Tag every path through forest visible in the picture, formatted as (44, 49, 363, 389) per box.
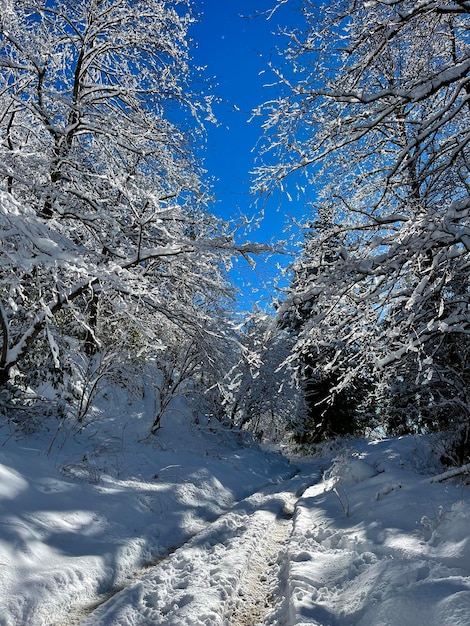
(76, 471, 318, 626)
(225, 492, 298, 625)
(7, 431, 470, 626)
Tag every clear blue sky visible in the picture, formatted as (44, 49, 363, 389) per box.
(191, 1, 304, 310)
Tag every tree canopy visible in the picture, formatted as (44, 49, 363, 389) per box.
(0, 0, 261, 426)
(254, 0, 470, 447)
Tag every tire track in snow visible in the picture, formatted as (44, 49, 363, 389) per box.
(224, 495, 297, 626)
(52, 484, 295, 626)
(73, 473, 318, 626)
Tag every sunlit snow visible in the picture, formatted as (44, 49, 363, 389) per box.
(1, 395, 470, 625)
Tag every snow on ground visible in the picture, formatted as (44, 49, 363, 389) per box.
(1, 391, 470, 626)
(0, 393, 296, 626)
(284, 437, 470, 626)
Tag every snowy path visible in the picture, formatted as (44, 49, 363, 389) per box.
(74, 438, 470, 626)
(77, 472, 317, 626)
(4, 416, 470, 626)
(225, 493, 297, 625)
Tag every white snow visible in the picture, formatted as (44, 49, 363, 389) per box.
(283, 438, 470, 626)
(1, 395, 470, 625)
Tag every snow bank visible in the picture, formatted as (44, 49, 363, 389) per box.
(285, 437, 470, 626)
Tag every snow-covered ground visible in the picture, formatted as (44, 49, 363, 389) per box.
(1, 393, 470, 625)
(283, 438, 470, 626)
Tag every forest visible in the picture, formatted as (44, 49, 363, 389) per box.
(1, 2, 470, 625)
(0, 0, 469, 460)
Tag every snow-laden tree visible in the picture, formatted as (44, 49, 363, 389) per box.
(255, 1, 470, 443)
(220, 311, 305, 442)
(0, 0, 259, 401)
(278, 208, 375, 443)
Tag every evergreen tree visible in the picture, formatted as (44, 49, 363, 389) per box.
(279, 206, 373, 443)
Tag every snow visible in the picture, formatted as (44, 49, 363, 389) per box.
(1, 395, 470, 625)
(284, 438, 470, 626)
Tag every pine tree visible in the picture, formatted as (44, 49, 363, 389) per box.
(279, 206, 373, 444)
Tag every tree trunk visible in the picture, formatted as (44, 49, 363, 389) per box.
(84, 288, 99, 356)
(0, 366, 11, 387)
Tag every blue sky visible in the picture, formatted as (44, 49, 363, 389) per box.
(191, 1, 304, 309)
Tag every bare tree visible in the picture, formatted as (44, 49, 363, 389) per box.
(220, 311, 305, 442)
